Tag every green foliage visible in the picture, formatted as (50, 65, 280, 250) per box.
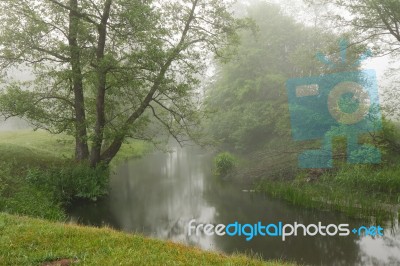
(256, 178, 393, 220)
(26, 163, 110, 203)
(348, 146, 381, 163)
(0, 162, 65, 221)
(0, 130, 152, 221)
(0, 0, 246, 165)
(376, 118, 400, 156)
(0, 159, 109, 220)
(214, 152, 237, 176)
(308, 0, 400, 56)
(205, 1, 361, 153)
(257, 159, 400, 220)
(256, 118, 400, 219)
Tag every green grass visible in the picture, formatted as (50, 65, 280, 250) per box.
(0, 159, 67, 221)
(0, 130, 152, 166)
(0, 130, 152, 220)
(0, 214, 290, 265)
(0, 131, 69, 171)
(111, 139, 152, 166)
(256, 164, 400, 221)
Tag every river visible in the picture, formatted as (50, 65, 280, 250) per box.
(68, 146, 400, 266)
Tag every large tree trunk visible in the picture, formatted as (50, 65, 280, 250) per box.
(89, 0, 113, 167)
(69, 0, 89, 161)
(100, 136, 124, 165)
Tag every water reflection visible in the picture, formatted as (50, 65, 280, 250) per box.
(69, 146, 400, 266)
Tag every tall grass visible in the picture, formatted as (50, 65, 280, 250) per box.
(333, 164, 400, 196)
(256, 163, 400, 220)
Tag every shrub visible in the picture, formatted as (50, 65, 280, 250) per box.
(26, 163, 110, 203)
(214, 152, 236, 176)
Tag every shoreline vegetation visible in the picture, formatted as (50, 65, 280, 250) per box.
(251, 138, 400, 221)
(213, 143, 400, 221)
(232, 153, 400, 221)
(0, 130, 290, 265)
(255, 175, 400, 222)
(2, 129, 398, 264)
(0, 130, 152, 221)
(0, 213, 286, 265)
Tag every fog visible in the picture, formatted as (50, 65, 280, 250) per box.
(0, 117, 30, 132)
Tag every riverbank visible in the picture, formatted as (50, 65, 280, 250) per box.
(0, 132, 290, 265)
(256, 164, 400, 221)
(0, 130, 152, 220)
(0, 213, 288, 265)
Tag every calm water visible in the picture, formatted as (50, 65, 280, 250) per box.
(68, 146, 400, 266)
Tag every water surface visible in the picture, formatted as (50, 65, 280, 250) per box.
(69, 146, 400, 266)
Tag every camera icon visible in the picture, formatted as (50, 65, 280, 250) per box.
(287, 68, 382, 168)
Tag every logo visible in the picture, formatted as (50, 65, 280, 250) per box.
(188, 220, 384, 241)
(286, 39, 382, 168)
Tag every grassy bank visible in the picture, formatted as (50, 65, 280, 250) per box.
(256, 164, 400, 220)
(0, 130, 152, 221)
(0, 213, 288, 266)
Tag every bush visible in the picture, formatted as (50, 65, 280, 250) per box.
(214, 152, 236, 176)
(26, 163, 110, 203)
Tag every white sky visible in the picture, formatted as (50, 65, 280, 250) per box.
(364, 56, 390, 80)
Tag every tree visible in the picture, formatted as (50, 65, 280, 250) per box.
(0, 0, 242, 167)
(307, 0, 400, 56)
(306, 0, 400, 154)
(205, 1, 352, 153)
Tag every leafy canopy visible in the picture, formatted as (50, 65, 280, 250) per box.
(0, 0, 245, 164)
(205, 2, 355, 153)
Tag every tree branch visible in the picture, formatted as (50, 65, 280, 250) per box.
(47, 0, 99, 25)
(100, 0, 200, 162)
